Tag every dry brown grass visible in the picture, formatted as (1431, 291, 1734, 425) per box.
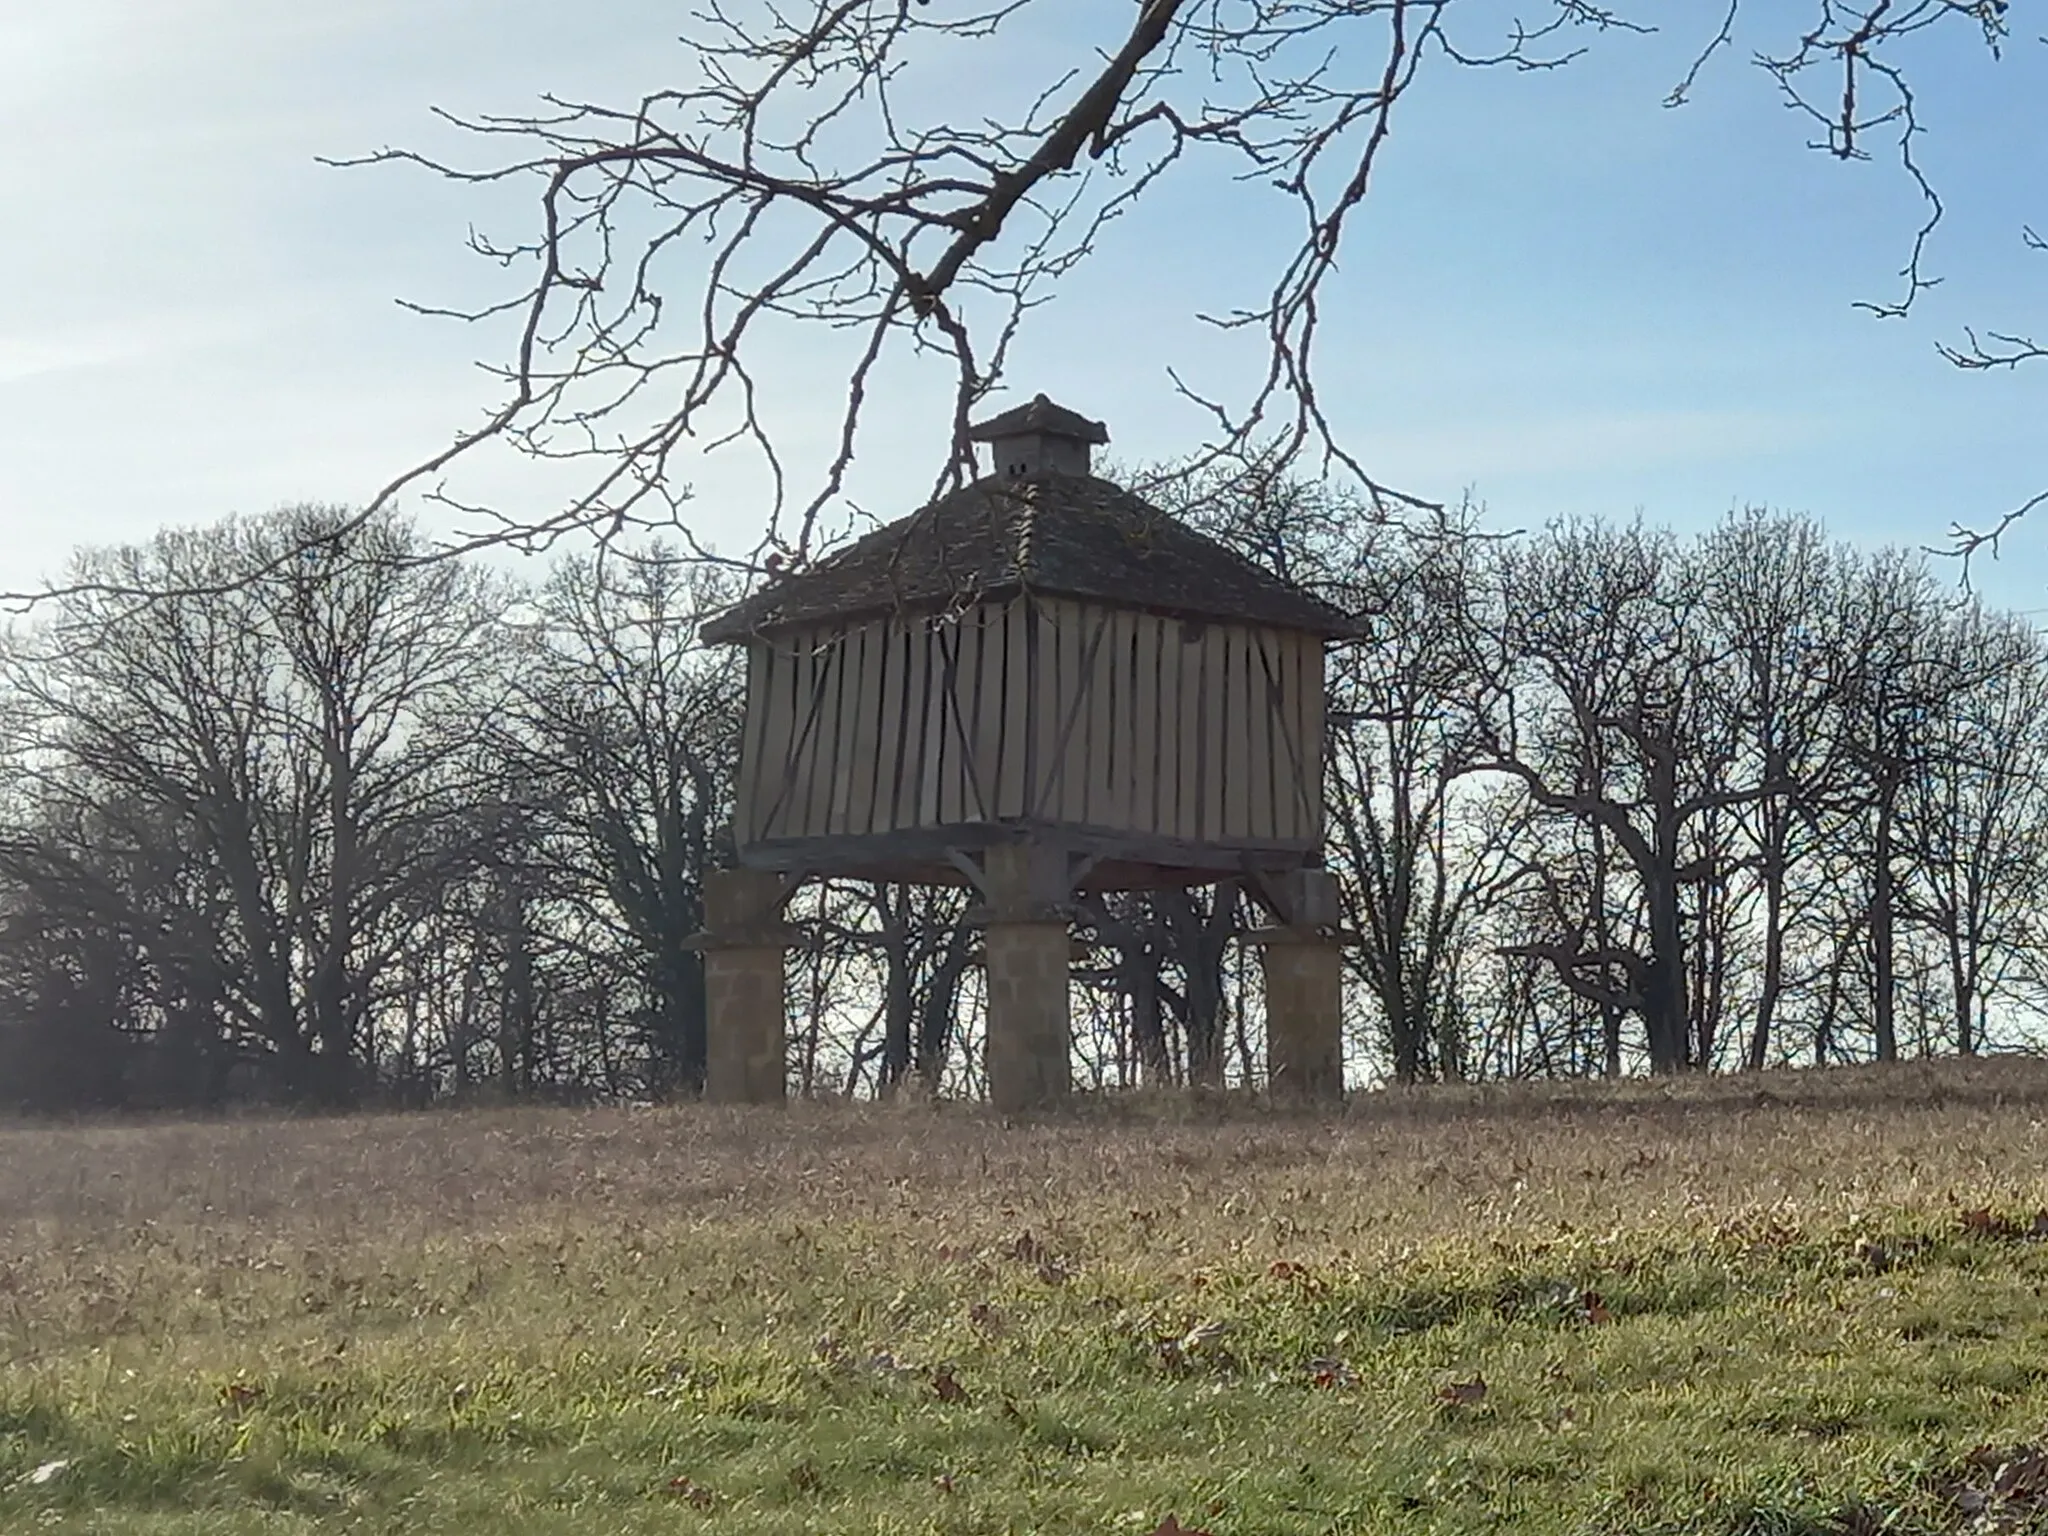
(8, 1055, 2048, 1534)
(7, 1054, 2048, 1319)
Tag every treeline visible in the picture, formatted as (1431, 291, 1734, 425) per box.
(2, 487, 2044, 1114)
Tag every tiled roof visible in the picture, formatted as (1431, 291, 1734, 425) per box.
(966, 393, 1109, 445)
(700, 472, 1361, 642)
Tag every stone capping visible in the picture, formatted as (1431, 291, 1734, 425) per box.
(681, 923, 797, 952)
(686, 867, 796, 952)
(964, 902, 1075, 927)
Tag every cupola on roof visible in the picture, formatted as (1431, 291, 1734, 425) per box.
(970, 393, 1109, 478)
(968, 393, 1110, 444)
(700, 395, 1361, 643)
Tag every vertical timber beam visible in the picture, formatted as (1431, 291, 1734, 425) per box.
(699, 869, 793, 1104)
(1251, 869, 1345, 1104)
(981, 843, 1072, 1112)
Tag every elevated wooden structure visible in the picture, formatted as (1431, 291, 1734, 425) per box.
(696, 394, 1358, 1108)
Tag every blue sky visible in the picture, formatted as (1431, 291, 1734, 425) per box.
(2, 3, 2043, 611)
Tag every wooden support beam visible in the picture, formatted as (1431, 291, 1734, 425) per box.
(736, 821, 1317, 890)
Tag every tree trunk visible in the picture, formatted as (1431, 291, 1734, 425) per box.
(1128, 949, 1171, 1085)
(1589, 828, 1623, 1078)
(1383, 972, 1422, 1085)
(879, 893, 913, 1088)
(1954, 942, 1976, 1056)
(1644, 872, 1690, 1074)
(1156, 884, 1237, 1088)
(916, 931, 974, 1087)
(1184, 965, 1226, 1087)
(649, 939, 708, 1095)
(1747, 851, 1786, 1070)
(1871, 784, 1899, 1062)
(499, 879, 535, 1099)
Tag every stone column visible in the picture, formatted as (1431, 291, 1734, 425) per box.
(1259, 930, 1344, 1102)
(1251, 869, 1345, 1104)
(981, 844, 1071, 1112)
(698, 869, 791, 1105)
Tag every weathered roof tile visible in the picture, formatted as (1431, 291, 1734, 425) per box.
(966, 393, 1109, 446)
(700, 471, 1360, 642)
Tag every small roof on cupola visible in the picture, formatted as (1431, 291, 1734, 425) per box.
(967, 393, 1110, 447)
(700, 394, 1362, 643)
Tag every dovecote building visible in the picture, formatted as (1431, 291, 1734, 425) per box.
(694, 395, 1356, 1109)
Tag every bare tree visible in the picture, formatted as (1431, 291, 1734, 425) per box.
(0, 801, 201, 1111)
(288, 2, 2010, 576)
(1322, 514, 1519, 1085)
(499, 546, 742, 1096)
(1898, 604, 2048, 1054)
(871, 882, 977, 1089)
(1942, 227, 2048, 555)
(1822, 549, 1971, 1062)
(1464, 521, 1761, 1073)
(0, 508, 506, 1106)
(1690, 510, 1854, 1069)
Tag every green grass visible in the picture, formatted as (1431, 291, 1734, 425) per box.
(8, 1061, 2048, 1532)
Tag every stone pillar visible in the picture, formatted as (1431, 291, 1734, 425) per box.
(981, 844, 1071, 1112)
(1251, 869, 1345, 1104)
(1259, 931, 1344, 1102)
(698, 869, 791, 1105)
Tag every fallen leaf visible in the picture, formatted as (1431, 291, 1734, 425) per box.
(1149, 1516, 1215, 1536)
(1960, 1207, 2026, 1240)
(1993, 1447, 2048, 1499)
(968, 1300, 1004, 1335)
(931, 1366, 969, 1404)
(218, 1381, 264, 1411)
(1944, 1441, 2048, 1523)
(665, 1475, 717, 1508)
(1854, 1239, 1896, 1273)
(1307, 1354, 1356, 1389)
(1438, 1374, 1488, 1406)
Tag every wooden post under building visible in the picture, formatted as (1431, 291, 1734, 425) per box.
(695, 394, 1362, 1106)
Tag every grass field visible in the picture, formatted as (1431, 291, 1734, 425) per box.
(9, 1061, 2048, 1533)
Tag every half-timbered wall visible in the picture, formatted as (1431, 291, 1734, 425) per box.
(735, 595, 1324, 850)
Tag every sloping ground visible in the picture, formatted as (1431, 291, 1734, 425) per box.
(5, 1058, 2048, 1533)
